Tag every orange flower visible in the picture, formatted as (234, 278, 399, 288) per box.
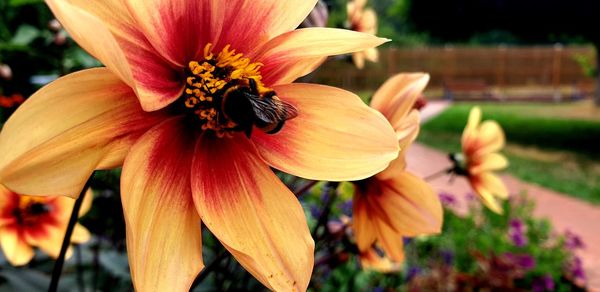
(0, 1, 399, 290)
(352, 74, 443, 268)
(347, 0, 379, 69)
(460, 107, 509, 213)
(0, 185, 91, 266)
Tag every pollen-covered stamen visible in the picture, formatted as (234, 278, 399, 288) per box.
(181, 43, 279, 138)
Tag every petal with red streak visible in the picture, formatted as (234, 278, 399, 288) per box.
(0, 68, 164, 198)
(192, 134, 313, 291)
(253, 83, 399, 181)
(48, 0, 184, 111)
(121, 117, 203, 292)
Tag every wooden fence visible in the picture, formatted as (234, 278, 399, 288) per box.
(308, 45, 597, 96)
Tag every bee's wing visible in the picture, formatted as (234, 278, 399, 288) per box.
(247, 96, 298, 123)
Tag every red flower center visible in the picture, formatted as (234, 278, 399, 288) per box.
(180, 44, 297, 138)
(12, 196, 53, 227)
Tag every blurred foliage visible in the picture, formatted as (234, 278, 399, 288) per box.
(310, 192, 586, 291)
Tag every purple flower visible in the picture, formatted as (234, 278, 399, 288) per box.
(565, 230, 585, 250)
(569, 257, 586, 282)
(438, 192, 457, 207)
(532, 275, 555, 292)
(440, 249, 454, 265)
(405, 266, 422, 281)
(337, 199, 353, 217)
(508, 218, 528, 247)
(504, 253, 536, 270)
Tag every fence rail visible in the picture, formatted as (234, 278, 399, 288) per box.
(309, 45, 597, 95)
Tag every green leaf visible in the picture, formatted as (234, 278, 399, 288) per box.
(11, 25, 40, 46)
(8, 0, 44, 7)
(0, 268, 50, 292)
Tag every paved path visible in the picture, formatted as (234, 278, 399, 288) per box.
(406, 102, 600, 290)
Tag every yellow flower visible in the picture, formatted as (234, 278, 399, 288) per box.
(0, 185, 91, 266)
(359, 248, 400, 273)
(460, 106, 509, 214)
(352, 74, 443, 269)
(0, 0, 399, 290)
(347, 0, 379, 69)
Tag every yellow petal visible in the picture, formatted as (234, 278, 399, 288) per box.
(360, 9, 378, 34)
(359, 249, 400, 273)
(479, 172, 509, 199)
(71, 224, 91, 244)
(256, 28, 389, 84)
(192, 134, 314, 291)
(461, 106, 482, 149)
(473, 121, 506, 156)
(252, 83, 399, 181)
(470, 175, 504, 214)
(0, 68, 163, 198)
(34, 226, 68, 259)
(370, 73, 429, 127)
(121, 117, 203, 292)
(46, 0, 133, 86)
(470, 153, 508, 174)
(353, 52, 366, 69)
(0, 229, 34, 266)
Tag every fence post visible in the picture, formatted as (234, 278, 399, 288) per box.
(552, 43, 564, 102)
(496, 45, 507, 100)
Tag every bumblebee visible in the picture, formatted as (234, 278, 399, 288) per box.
(221, 78, 298, 138)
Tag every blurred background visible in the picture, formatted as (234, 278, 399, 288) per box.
(0, 0, 598, 291)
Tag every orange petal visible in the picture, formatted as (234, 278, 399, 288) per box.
(352, 191, 377, 251)
(253, 83, 399, 181)
(0, 229, 34, 266)
(192, 134, 314, 291)
(46, 0, 132, 86)
(370, 73, 429, 127)
(369, 172, 443, 236)
(256, 28, 389, 85)
(121, 117, 203, 292)
(0, 68, 164, 198)
(48, 0, 185, 111)
(374, 218, 405, 263)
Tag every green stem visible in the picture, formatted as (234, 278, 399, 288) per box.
(48, 173, 94, 292)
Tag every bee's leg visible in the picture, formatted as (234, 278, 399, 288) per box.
(266, 121, 285, 134)
(244, 124, 253, 138)
(248, 78, 259, 94)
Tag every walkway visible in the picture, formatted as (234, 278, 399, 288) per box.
(408, 100, 600, 290)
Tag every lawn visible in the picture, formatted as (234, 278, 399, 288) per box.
(418, 101, 600, 204)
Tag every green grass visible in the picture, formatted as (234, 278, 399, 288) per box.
(418, 102, 600, 204)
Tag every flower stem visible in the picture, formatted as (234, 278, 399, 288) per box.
(293, 180, 318, 197)
(48, 173, 94, 292)
(424, 168, 453, 181)
(311, 182, 339, 240)
(190, 249, 228, 289)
